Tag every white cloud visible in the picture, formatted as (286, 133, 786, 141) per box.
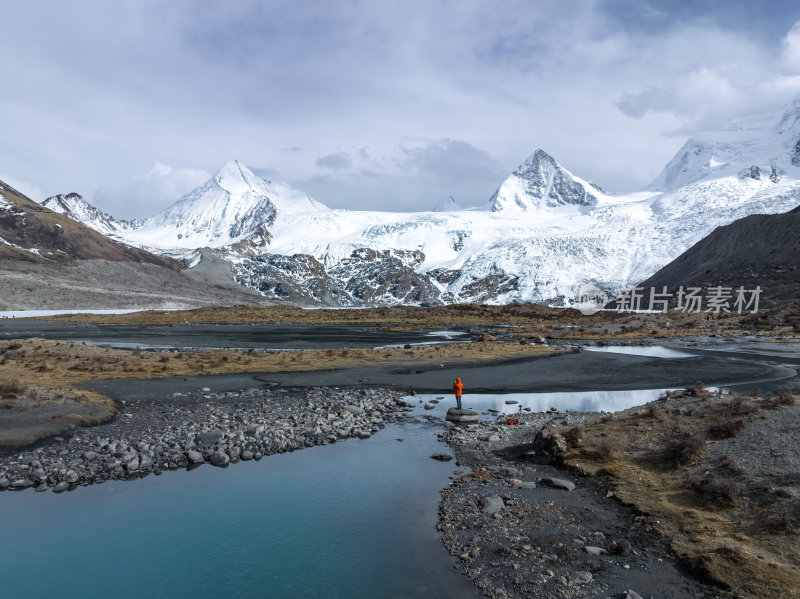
(1, 3, 800, 210)
(0, 175, 44, 203)
(92, 163, 210, 219)
(782, 20, 800, 71)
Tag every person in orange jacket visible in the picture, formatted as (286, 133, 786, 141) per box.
(453, 377, 464, 410)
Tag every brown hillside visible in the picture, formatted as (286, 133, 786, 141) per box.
(0, 180, 180, 269)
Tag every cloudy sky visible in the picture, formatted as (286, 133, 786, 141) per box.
(3, 0, 800, 218)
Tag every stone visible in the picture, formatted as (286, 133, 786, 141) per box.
(539, 477, 575, 491)
(533, 424, 567, 458)
(11, 478, 34, 488)
(63, 470, 80, 483)
(35, 483, 49, 492)
(209, 452, 230, 467)
(195, 430, 224, 446)
(445, 407, 479, 423)
(125, 456, 140, 471)
(584, 546, 608, 556)
(0, 478, 9, 489)
(358, 431, 371, 439)
(423, 403, 435, 410)
(241, 450, 254, 461)
(343, 405, 365, 416)
(53, 481, 69, 493)
(568, 571, 593, 586)
(516, 481, 537, 489)
(430, 454, 453, 462)
(625, 591, 644, 599)
(481, 494, 504, 514)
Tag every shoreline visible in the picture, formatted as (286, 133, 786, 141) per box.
(0, 384, 408, 493)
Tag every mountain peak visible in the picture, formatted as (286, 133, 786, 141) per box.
(487, 148, 597, 213)
(213, 160, 266, 196)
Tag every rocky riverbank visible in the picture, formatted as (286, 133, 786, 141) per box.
(437, 412, 729, 599)
(0, 385, 407, 493)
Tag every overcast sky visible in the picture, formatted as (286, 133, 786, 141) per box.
(3, 0, 800, 218)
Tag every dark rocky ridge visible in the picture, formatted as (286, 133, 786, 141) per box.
(636, 205, 800, 308)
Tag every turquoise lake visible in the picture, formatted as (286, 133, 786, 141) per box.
(0, 420, 480, 599)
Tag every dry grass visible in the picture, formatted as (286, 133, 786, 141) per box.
(0, 338, 564, 389)
(564, 389, 800, 598)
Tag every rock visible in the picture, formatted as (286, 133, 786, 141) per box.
(195, 430, 224, 446)
(0, 478, 9, 489)
(241, 450, 254, 460)
(533, 424, 567, 458)
(201, 387, 211, 392)
(125, 456, 140, 471)
(477, 334, 496, 342)
(11, 478, 34, 488)
(539, 477, 575, 491)
(430, 454, 453, 462)
(504, 400, 519, 404)
(445, 407, 479, 423)
(186, 450, 204, 464)
(343, 405, 365, 416)
(358, 431, 371, 439)
(209, 452, 230, 467)
(625, 591, 644, 599)
(423, 403, 435, 410)
(516, 481, 537, 489)
(35, 483, 49, 492)
(584, 545, 608, 556)
(53, 481, 69, 493)
(63, 470, 80, 483)
(568, 571, 593, 586)
(481, 494, 505, 514)
(488, 434, 500, 442)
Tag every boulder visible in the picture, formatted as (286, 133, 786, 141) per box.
(568, 571, 593, 586)
(533, 424, 567, 458)
(209, 452, 230, 467)
(195, 430, 224, 446)
(480, 494, 504, 514)
(539, 477, 575, 491)
(430, 453, 453, 462)
(63, 470, 80, 483)
(445, 408, 479, 423)
(186, 450, 204, 464)
(11, 478, 34, 488)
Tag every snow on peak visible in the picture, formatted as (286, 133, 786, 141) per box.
(652, 96, 800, 191)
(213, 160, 271, 197)
(432, 196, 463, 212)
(41, 193, 128, 236)
(487, 148, 597, 213)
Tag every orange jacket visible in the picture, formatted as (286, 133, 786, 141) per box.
(453, 378, 463, 397)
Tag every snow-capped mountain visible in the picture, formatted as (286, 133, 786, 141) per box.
(42, 192, 140, 237)
(45, 98, 800, 307)
(486, 149, 597, 214)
